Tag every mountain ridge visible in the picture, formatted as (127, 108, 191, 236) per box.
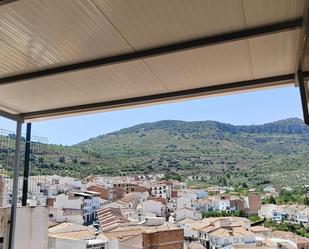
(77, 117, 308, 146)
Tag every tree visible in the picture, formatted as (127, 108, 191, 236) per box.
(59, 156, 65, 163)
(38, 157, 44, 164)
(268, 195, 276, 204)
(241, 182, 248, 188)
(219, 176, 227, 186)
(304, 196, 309, 206)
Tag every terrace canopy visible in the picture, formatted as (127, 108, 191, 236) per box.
(0, 0, 308, 123)
(0, 1, 309, 249)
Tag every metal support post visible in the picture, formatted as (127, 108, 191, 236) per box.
(298, 71, 309, 125)
(8, 121, 22, 249)
(22, 123, 31, 206)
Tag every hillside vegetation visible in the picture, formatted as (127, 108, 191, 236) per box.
(1, 118, 308, 189)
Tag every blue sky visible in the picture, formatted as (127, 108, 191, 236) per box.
(0, 86, 303, 145)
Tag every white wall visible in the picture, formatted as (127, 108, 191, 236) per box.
(15, 207, 49, 249)
(176, 197, 192, 209)
(48, 237, 85, 249)
(54, 194, 82, 210)
(49, 207, 83, 224)
(258, 204, 278, 219)
(174, 208, 201, 222)
(142, 200, 164, 216)
(0, 207, 49, 249)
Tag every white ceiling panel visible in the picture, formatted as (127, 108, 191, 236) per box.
(0, 40, 37, 77)
(0, 0, 133, 77)
(249, 30, 300, 79)
(62, 60, 168, 102)
(243, 0, 305, 27)
(0, 59, 168, 113)
(0, 76, 91, 113)
(144, 40, 253, 91)
(94, 0, 246, 50)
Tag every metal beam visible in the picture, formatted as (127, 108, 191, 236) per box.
(0, 0, 18, 6)
(294, 2, 309, 125)
(22, 123, 31, 206)
(297, 71, 309, 125)
(0, 109, 23, 122)
(0, 18, 303, 86)
(8, 121, 22, 249)
(21, 74, 295, 121)
(303, 71, 309, 78)
(297, 0, 309, 71)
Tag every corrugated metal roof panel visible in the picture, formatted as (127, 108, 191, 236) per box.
(302, 35, 309, 71)
(0, 60, 168, 113)
(0, 76, 90, 113)
(0, 31, 301, 116)
(243, 0, 305, 27)
(0, 0, 133, 77)
(144, 40, 253, 91)
(0, 40, 36, 77)
(63, 60, 168, 102)
(94, 0, 246, 49)
(249, 30, 300, 78)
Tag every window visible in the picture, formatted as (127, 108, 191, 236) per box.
(0, 237, 4, 249)
(49, 214, 53, 218)
(86, 243, 105, 249)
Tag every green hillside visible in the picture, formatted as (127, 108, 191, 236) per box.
(1, 118, 308, 189)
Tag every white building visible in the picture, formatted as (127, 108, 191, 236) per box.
(148, 183, 169, 199)
(142, 200, 165, 216)
(166, 199, 177, 212)
(176, 196, 193, 209)
(199, 197, 230, 212)
(174, 207, 202, 222)
(53, 191, 102, 224)
(196, 217, 255, 249)
(49, 207, 84, 224)
(207, 227, 256, 249)
(258, 204, 278, 220)
(48, 222, 111, 249)
(176, 218, 199, 239)
(282, 205, 309, 224)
